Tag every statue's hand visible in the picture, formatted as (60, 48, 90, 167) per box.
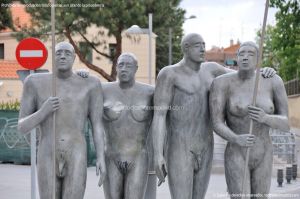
(234, 134, 256, 147)
(96, 158, 106, 187)
(41, 97, 59, 116)
(248, 105, 267, 123)
(154, 154, 167, 186)
(76, 69, 89, 78)
(260, 67, 276, 78)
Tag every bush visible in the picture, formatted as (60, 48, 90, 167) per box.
(0, 100, 20, 111)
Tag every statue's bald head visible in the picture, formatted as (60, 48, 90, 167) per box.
(55, 42, 75, 54)
(181, 33, 204, 53)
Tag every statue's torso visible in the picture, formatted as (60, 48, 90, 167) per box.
(225, 74, 275, 167)
(167, 65, 214, 153)
(30, 73, 96, 152)
(103, 82, 154, 162)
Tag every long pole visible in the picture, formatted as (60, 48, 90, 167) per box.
(168, 28, 172, 65)
(241, 0, 269, 197)
(51, 1, 56, 199)
(148, 13, 153, 85)
(30, 70, 36, 199)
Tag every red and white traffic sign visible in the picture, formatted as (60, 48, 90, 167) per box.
(15, 37, 48, 70)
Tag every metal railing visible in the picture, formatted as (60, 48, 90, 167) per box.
(284, 78, 300, 96)
(212, 129, 298, 166)
(270, 129, 297, 165)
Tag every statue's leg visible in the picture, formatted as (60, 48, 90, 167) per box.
(62, 148, 87, 199)
(167, 146, 194, 199)
(103, 156, 124, 199)
(192, 144, 213, 199)
(224, 145, 251, 199)
(37, 155, 60, 199)
(250, 148, 272, 199)
(124, 151, 148, 199)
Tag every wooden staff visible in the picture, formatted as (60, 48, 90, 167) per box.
(51, 0, 56, 198)
(241, 0, 270, 198)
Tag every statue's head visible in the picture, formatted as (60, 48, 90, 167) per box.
(237, 41, 259, 71)
(181, 33, 205, 63)
(116, 53, 138, 83)
(55, 42, 75, 72)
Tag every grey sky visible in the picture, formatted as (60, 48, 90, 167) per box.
(180, 0, 277, 49)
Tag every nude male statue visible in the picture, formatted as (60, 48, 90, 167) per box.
(102, 53, 155, 199)
(210, 41, 289, 198)
(152, 33, 275, 199)
(18, 42, 106, 199)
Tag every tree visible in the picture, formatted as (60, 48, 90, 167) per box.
(0, 0, 14, 31)
(269, 0, 300, 81)
(16, 0, 185, 81)
(144, 1, 185, 73)
(256, 25, 280, 71)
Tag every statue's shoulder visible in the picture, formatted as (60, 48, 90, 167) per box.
(201, 61, 224, 73)
(24, 73, 51, 85)
(135, 82, 155, 95)
(83, 74, 99, 82)
(157, 65, 178, 81)
(102, 81, 118, 91)
(81, 74, 101, 86)
(213, 71, 237, 86)
(270, 74, 284, 86)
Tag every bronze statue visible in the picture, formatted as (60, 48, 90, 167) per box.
(210, 41, 289, 198)
(18, 42, 106, 199)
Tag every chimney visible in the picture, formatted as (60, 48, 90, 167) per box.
(230, 39, 234, 46)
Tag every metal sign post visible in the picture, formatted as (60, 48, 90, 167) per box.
(30, 71, 36, 199)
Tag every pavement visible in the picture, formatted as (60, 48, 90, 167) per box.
(0, 164, 299, 199)
(1, 128, 300, 199)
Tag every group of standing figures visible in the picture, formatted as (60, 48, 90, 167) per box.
(18, 33, 289, 199)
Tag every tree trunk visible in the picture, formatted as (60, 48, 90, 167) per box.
(111, 33, 122, 80)
(65, 26, 114, 82)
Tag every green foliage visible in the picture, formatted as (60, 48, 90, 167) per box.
(0, 0, 14, 31)
(256, 25, 280, 70)
(14, 0, 185, 79)
(0, 100, 20, 111)
(144, 1, 185, 73)
(266, 0, 300, 81)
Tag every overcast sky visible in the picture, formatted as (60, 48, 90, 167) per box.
(180, 0, 278, 49)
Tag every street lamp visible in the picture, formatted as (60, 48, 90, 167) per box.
(125, 13, 153, 85)
(168, 15, 196, 65)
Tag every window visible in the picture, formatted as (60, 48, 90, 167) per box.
(0, 44, 4, 59)
(79, 42, 92, 63)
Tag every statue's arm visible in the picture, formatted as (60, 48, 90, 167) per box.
(88, 79, 106, 186)
(249, 75, 289, 131)
(206, 62, 276, 78)
(151, 68, 173, 183)
(204, 62, 230, 78)
(18, 77, 58, 134)
(210, 78, 238, 143)
(152, 68, 173, 157)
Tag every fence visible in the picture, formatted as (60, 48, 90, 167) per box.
(213, 129, 297, 167)
(285, 78, 300, 96)
(0, 111, 96, 166)
(270, 128, 297, 165)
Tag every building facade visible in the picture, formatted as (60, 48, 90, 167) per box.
(0, 2, 156, 102)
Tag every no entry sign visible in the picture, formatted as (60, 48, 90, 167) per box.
(16, 37, 48, 70)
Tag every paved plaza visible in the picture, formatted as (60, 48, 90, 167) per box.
(0, 128, 299, 199)
(0, 164, 299, 199)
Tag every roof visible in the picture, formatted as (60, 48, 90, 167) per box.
(224, 43, 240, 53)
(0, 60, 23, 79)
(1, 1, 32, 33)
